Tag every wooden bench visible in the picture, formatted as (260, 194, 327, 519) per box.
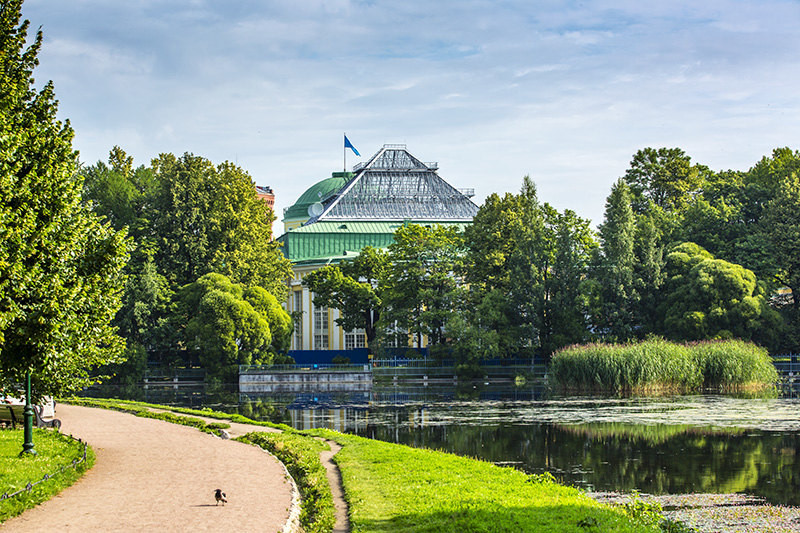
(0, 403, 61, 429)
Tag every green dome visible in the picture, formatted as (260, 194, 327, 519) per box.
(284, 172, 352, 220)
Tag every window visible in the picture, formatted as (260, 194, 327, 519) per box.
(293, 291, 303, 349)
(313, 304, 329, 350)
(384, 321, 407, 348)
(345, 328, 366, 349)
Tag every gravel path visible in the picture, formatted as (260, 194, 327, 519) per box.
(1, 404, 294, 532)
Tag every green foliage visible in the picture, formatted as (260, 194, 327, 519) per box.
(244, 285, 293, 353)
(527, 472, 558, 484)
(66, 397, 291, 431)
(631, 210, 666, 334)
(239, 431, 334, 533)
(80, 146, 293, 373)
(147, 153, 291, 295)
(592, 179, 638, 341)
(620, 493, 663, 529)
(0, 2, 130, 398)
(464, 177, 596, 359)
(550, 339, 777, 393)
(762, 173, 800, 340)
(99, 342, 148, 387)
(116, 255, 174, 352)
(381, 224, 465, 349)
(463, 186, 541, 357)
(81, 146, 156, 232)
(0, 429, 95, 523)
(692, 339, 778, 389)
(175, 273, 292, 380)
(304, 246, 388, 349)
(623, 148, 710, 215)
(305, 428, 657, 532)
(660, 243, 780, 344)
(538, 203, 597, 355)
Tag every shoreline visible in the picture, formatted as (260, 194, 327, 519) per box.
(590, 491, 800, 532)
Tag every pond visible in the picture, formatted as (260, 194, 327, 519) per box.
(95, 382, 800, 506)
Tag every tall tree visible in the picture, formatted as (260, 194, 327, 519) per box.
(533, 204, 597, 356)
(303, 247, 388, 351)
(631, 209, 666, 334)
(623, 147, 709, 215)
(81, 146, 156, 236)
(465, 177, 595, 359)
(761, 174, 800, 348)
(463, 178, 543, 357)
(381, 224, 464, 350)
(148, 153, 291, 298)
(591, 179, 637, 341)
(0, 2, 129, 397)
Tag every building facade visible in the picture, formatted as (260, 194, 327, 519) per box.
(278, 145, 478, 357)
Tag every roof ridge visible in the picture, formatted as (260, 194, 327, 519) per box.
(313, 145, 478, 222)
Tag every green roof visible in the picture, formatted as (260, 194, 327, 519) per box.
(278, 221, 471, 264)
(283, 172, 352, 220)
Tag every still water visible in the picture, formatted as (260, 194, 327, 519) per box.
(103, 383, 800, 505)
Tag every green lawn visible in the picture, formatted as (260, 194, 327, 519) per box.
(0, 428, 94, 523)
(306, 429, 663, 533)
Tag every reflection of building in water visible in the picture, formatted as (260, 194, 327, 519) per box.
(290, 407, 370, 433)
(409, 407, 427, 427)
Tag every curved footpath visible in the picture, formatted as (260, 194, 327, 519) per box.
(2, 404, 294, 532)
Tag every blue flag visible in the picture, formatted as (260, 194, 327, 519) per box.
(344, 135, 360, 157)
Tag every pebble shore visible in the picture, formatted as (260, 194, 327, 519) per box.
(591, 492, 800, 532)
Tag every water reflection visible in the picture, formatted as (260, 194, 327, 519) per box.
(250, 386, 800, 506)
(90, 382, 800, 506)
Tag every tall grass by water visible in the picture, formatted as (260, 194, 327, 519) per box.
(550, 339, 778, 393)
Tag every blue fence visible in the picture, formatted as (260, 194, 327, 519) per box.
(287, 349, 370, 365)
(772, 354, 800, 377)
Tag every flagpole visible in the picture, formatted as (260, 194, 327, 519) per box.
(343, 132, 347, 173)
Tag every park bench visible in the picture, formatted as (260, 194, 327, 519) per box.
(0, 402, 61, 430)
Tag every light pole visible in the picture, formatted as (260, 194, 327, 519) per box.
(20, 371, 36, 456)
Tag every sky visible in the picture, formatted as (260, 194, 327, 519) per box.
(20, 0, 800, 230)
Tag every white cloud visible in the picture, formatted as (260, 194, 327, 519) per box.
(20, 0, 800, 228)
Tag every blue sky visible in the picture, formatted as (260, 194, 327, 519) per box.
(21, 0, 800, 229)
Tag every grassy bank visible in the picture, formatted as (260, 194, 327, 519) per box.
(239, 431, 335, 533)
(305, 428, 668, 533)
(550, 339, 777, 393)
(0, 429, 95, 523)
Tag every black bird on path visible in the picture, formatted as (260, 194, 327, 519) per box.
(215, 489, 227, 505)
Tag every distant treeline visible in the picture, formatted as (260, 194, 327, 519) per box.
(83, 146, 800, 380)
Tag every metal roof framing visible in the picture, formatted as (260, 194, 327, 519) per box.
(314, 145, 478, 222)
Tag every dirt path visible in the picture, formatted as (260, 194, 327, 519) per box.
(319, 440, 349, 533)
(170, 410, 351, 532)
(1, 404, 294, 532)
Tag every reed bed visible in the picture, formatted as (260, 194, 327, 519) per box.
(550, 339, 777, 393)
